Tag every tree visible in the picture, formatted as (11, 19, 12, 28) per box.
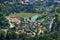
(0, 4, 10, 16)
(0, 12, 9, 28)
(0, 31, 5, 40)
(55, 7, 59, 14)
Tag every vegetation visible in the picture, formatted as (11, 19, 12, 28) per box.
(0, 1, 60, 40)
(55, 7, 59, 14)
(0, 30, 60, 40)
(0, 12, 9, 28)
(8, 12, 41, 17)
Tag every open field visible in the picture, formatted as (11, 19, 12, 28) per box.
(9, 12, 41, 18)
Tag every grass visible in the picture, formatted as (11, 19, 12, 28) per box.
(9, 12, 41, 18)
(58, 16, 60, 21)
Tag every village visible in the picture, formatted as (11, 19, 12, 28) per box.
(2, 15, 53, 37)
(0, 0, 60, 40)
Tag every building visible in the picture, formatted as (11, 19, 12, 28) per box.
(30, 0, 38, 2)
(47, 0, 54, 6)
(4, 0, 21, 3)
(54, 0, 60, 6)
(22, 0, 29, 3)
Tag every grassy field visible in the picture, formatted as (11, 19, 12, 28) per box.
(9, 12, 41, 18)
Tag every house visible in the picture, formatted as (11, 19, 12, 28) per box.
(6, 17, 20, 28)
(8, 17, 20, 24)
(18, 29, 24, 34)
(27, 32, 36, 37)
(40, 27, 46, 34)
(38, 27, 46, 35)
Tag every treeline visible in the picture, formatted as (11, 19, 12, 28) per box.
(0, 1, 55, 14)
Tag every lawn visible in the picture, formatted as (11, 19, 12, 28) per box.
(9, 12, 41, 18)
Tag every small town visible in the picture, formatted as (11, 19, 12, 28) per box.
(0, 0, 60, 40)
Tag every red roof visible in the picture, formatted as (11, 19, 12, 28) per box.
(41, 27, 46, 32)
(10, 18, 19, 22)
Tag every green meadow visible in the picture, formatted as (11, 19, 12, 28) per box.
(9, 12, 41, 18)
